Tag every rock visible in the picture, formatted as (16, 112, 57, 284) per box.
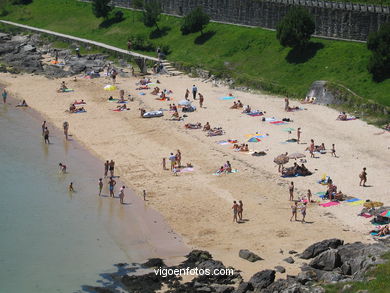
(283, 257, 295, 264)
(318, 270, 344, 283)
(274, 266, 286, 273)
(234, 282, 253, 293)
(309, 249, 341, 271)
(239, 249, 263, 262)
(211, 284, 235, 293)
(121, 273, 163, 292)
(142, 258, 166, 268)
(341, 284, 353, 292)
(289, 250, 298, 254)
(43, 65, 70, 78)
(70, 62, 87, 74)
(297, 270, 318, 284)
(20, 44, 36, 53)
(248, 270, 275, 290)
(183, 250, 213, 267)
(300, 239, 344, 259)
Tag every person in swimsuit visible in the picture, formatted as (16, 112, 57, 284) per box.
(69, 182, 74, 192)
(284, 98, 289, 111)
(232, 201, 238, 223)
(43, 127, 50, 144)
(119, 186, 125, 204)
(238, 200, 243, 221)
(309, 139, 315, 158)
(331, 144, 336, 157)
(307, 189, 312, 203)
(176, 150, 182, 168)
(41, 121, 46, 136)
(143, 190, 147, 201)
(98, 178, 103, 196)
(104, 160, 109, 177)
(109, 177, 116, 197)
(63, 121, 69, 140)
(199, 93, 204, 108)
(2, 89, 7, 104)
(289, 182, 294, 201)
(297, 128, 302, 144)
(109, 160, 115, 177)
(59, 163, 67, 173)
(290, 201, 298, 221)
(185, 89, 190, 100)
(301, 202, 307, 223)
(359, 167, 367, 187)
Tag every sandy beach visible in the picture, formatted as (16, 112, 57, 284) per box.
(1, 70, 389, 279)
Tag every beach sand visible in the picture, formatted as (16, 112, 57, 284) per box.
(1, 71, 389, 279)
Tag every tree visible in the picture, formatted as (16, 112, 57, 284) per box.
(367, 22, 390, 81)
(180, 7, 210, 35)
(92, 0, 112, 19)
(276, 7, 315, 48)
(141, 0, 161, 31)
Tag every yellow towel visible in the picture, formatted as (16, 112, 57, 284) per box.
(347, 200, 365, 206)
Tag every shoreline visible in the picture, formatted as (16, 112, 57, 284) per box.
(1, 69, 389, 279)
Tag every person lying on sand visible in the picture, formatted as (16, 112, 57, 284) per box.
(207, 128, 224, 136)
(74, 99, 86, 105)
(314, 143, 326, 152)
(334, 191, 345, 201)
(185, 123, 202, 129)
(244, 105, 251, 113)
(239, 144, 249, 152)
(16, 99, 28, 107)
(203, 122, 211, 131)
(301, 96, 316, 104)
(377, 225, 390, 237)
(337, 112, 348, 121)
(139, 108, 146, 117)
(116, 104, 128, 111)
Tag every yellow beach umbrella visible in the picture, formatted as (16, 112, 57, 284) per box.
(104, 85, 117, 91)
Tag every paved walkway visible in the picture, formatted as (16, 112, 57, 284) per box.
(0, 20, 160, 62)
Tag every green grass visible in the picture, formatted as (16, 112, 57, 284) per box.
(1, 0, 389, 112)
(323, 252, 390, 293)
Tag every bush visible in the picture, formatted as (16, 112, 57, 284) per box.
(129, 34, 155, 52)
(11, 0, 32, 4)
(91, 0, 112, 19)
(141, 0, 161, 30)
(367, 22, 390, 81)
(276, 7, 315, 48)
(114, 10, 123, 21)
(181, 7, 210, 35)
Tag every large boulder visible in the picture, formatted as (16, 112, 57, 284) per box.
(248, 270, 275, 290)
(300, 239, 344, 259)
(142, 258, 166, 268)
(239, 249, 263, 262)
(234, 282, 252, 293)
(309, 249, 341, 271)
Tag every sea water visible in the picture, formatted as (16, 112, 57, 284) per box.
(0, 104, 185, 292)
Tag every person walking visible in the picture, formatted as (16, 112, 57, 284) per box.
(289, 181, 294, 201)
(290, 201, 298, 221)
(331, 144, 337, 157)
(309, 139, 315, 158)
(238, 200, 243, 221)
(41, 121, 47, 136)
(98, 178, 103, 196)
(43, 127, 50, 144)
(232, 201, 238, 223)
(119, 186, 125, 204)
(359, 167, 367, 187)
(199, 93, 204, 108)
(63, 121, 69, 140)
(185, 89, 190, 100)
(297, 128, 301, 144)
(192, 85, 197, 100)
(2, 88, 7, 104)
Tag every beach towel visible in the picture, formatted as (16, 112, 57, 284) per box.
(62, 89, 74, 92)
(217, 140, 229, 145)
(320, 201, 340, 207)
(245, 134, 268, 138)
(360, 213, 373, 218)
(346, 198, 360, 203)
(347, 200, 365, 206)
(245, 111, 263, 117)
(72, 109, 86, 114)
(213, 169, 238, 176)
(264, 117, 277, 122)
(315, 192, 327, 199)
(270, 121, 286, 125)
(219, 96, 235, 100)
(112, 109, 130, 112)
(179, 167, 194, 173)
(139, 92, 146, 95)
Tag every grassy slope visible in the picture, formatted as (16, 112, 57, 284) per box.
(1, 0, 389, 107)
(324, 252, 390, 293)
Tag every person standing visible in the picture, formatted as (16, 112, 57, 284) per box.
(111, 69, 118, 84)
(63, 121, 69, 140)
(75, 47, 81, 58)
(297, 128, 301, 144)
(289, 182, 294, 201)
(143, 190, 147, 201)
(41, 121, 47, 136)
(109, 160, 115, 177)
(284, 98, 289, 111)
(307, 189, 312, 203)
(127, 39, 132, 51)
(238, 200, 243, 221)
(290, 201, 297, 221)
(309, 139, 315, 158)
(359, 167, 367, 187)
(185, 89, 190, 100)
(2, 88, 7, 104)
(176, 150, 182, 168)
(98, 178, 103, 196)
(104, 160, 109, 177)
(301, 202, 307, 223)
(43, 127, 50, 144)
(109, 177, 116, 197)
(69, 182, 74, 192)
(199, 93, 204, 108)
(331, 144, 337, 157)
(192, 85, 197, 100)
(119, 186, 125, 204)
(169, 153, 176, 171)
(232, 201, 238, 223)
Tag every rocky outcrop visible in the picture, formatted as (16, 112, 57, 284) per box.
(299, 238, 344, 259)
(238, 249, 263, 262)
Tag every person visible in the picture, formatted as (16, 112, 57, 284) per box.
(59, 163, 67, 173)
(307, 189, 312, 203)
(290, 201, 298, 221)
(54, 49, 58, 62)
(127, 39, 132, 50)
(16, 100, 28, 107)
(75, 47, 81, 58)
(2, 88, 8, 104)
(104, 160, 109, 177)
(237, 100, 243, 108)
(230, 101, 238, 109)
(69, 182, 74, 192)
(244, 105, 251, 113)
(176, 150, 182, 168)
(238, 200, 243, 221)
(331, 144, 337, 157)
(309, 139, 315, 158)
(143, 190, 146, 201)
(185, 89, 190, 100)
(169, 153, 176, 171)
(232, 201, 238, 223)
(63, 121, 69, 140)
(43, 127, 50, 144)
(289, 182, 294, 201)
(192, 85, 197, 100)
(284, 98, 289, 111)
(131, 67, 135, 77)
(199, 93, 204, 108)
(225, 161, 232, 173)
(98, 178, 103, 196)
(359, 167, 367, 187)
(119, 186, 125, 204)
(109, 177, 116, 197)
(41, 121, 46, 136)
(377, 225, 390, 237)
(109, 160, 115, 177)
(111, 69, 118, 84)
(301, 202, 307, 223)
(162, 157, 167, 170)
(172, 166, 179, 176)
(203, 122, 210, 131)
(297, 128, 301, 144)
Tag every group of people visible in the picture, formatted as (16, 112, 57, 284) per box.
(233, 143, 249, 152)
(230, 100, 243, 109)
(232, 200, 244, 223)
(162, 150, 183, 175)
(282, 162, 311, 177)
(216, 161, 233, 174)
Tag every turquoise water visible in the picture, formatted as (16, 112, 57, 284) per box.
(0, 103, 186, 292)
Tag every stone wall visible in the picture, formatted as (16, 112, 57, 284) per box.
(108, 0, 390, 41)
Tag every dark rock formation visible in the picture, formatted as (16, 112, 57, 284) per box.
(300, 239, 344, 259)
(142, 258, 166, 268)
(238, 249, 263, 262)
(309, 249, 341, 271)
(248, 270, 275, 290)
(283, 257, 295, 264)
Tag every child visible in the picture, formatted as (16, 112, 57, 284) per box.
(59, 163, 67, 173)
(98, 178, 103, 196)
(162, 157, 167, 170)
(331, 144, 336, 157)
(143, 190, 146, 201)
(172, 166, 178, 176)
(69, 182, 74, 192)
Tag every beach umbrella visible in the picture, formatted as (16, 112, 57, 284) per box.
(380, 210, 390, 218)
(273, 154, 289, 165)
(288, 153, 306, 159)
(248, 137, 262, 142)
(178, 100, 191, 106)
(104, 85, 117, 91)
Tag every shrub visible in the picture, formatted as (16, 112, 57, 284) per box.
(129, 34, 155, 52)
(276, 7, 315, 48)
(114, 10, 123, 21)
(367, 22, 390, 81)
(11, 0, 32, 4)
(91, 0, 112, 19)
(181, 7, 210, 35)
